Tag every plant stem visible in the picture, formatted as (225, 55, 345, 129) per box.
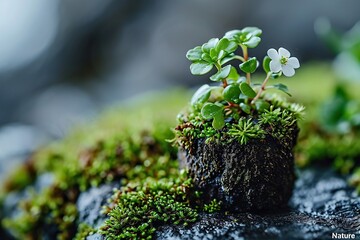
(241, 45, 248, 61)
(252, 72, 271, 104)
(241, 45, 251, 84)
(222, 79, 228, 88)
(234, 55, 245, 62)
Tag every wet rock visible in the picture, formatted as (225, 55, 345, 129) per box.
(76, 182, 120, 229)
(179, 126, 298, 212)
(155, 168, 360, 240)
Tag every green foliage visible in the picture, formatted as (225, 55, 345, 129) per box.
(240, 82, 256, 98)
(223, 84, 241, 103)
(228, 118, 266, 145)
(224, 27, 262, 48)
(1, 91, 199, 240)
(239, 57, 258, 74)
(191, 84, 211, 106)
(262, 56, 271, 73)
(210, 65, 232, 81)
(99, 172, 197, 239)
(319, 85, 360, 134)
(74, 223, 95, 240)
(272, 83, 292, 96)
(186, 27, 300, 130)
(201, 103, 225, 130)
(187, 37, 238, 76)
(254, 99, 270, 112)
(203, 199, 222, 213)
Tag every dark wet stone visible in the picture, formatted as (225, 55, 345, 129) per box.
(155, 168, 360, 240)
(76, 182, 120, 229)
(179, 125, 298, 212)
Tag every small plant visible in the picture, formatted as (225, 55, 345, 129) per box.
(176, 27, 303, 212)
(187, 27, 300, 130)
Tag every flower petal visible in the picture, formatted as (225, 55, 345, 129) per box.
(279, 47, 290, 58)
(267, 48, 279, 60)
(270, 60, 281, 72)
(282, 64, 295, 77)
(287, 57, 300, 68)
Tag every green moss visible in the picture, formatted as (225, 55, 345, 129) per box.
(175, 95, 303, 148)
(73, 223, 95, 240)
(99, 172, 197, 239)
(1, 90, 191, 240)
(203, 199, 222, 213)
(2, 161, 37, 193)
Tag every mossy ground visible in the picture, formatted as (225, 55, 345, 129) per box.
(1, 63, 360, 239)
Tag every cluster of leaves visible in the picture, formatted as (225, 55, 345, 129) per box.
(319, 85, 360, 134)
(99, 171, 197, 239)
(187, 27, 291, 130)
(315, 18, 360, 82)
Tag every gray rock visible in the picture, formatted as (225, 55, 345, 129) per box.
(155, 168, 360, 240)
(76, 182, 120, 229)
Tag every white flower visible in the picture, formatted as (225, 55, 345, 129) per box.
(267, 47, 300, 77)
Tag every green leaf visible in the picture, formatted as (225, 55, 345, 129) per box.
(217, 50, 226, 60)
(240, 82, 256, 98)
(191, 84, 211, 106)
(224, 29, 242, 40)
(201, 53, 212, 63)
(240, 103, 251, 114)
(227, 66, 240, 80)
(186, 46, 202, 61)
(216, 38, 230, 52)
(273, 83, 292, 96)
(201, 103, 223, 119)
(271, 71, 282, 79)
(220, 54, 237, 65)
(242, 27, 262, 37)
(190, 61, 213, 75)
(225, 41, 238, 53)
(212, 112, 225, 130)
(202, 38, 219, 53)
(210, 48, 218, 60)
(223, 84, 241, 103)
(254, 99, 270, 112)
(216, 38, 238, 54)
(210, 65, 231, 81)
(242, 36, 261, 48)
(262, 56, 271, 73)
(239, 57, 258, 73)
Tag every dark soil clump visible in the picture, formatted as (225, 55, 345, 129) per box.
(179, 126, 299, 212)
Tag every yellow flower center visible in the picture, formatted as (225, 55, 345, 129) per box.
(280, 56, 288, 65)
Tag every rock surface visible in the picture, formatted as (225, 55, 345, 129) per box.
(155, 168, 360, 240)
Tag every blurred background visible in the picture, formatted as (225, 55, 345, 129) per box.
(0, 0, 360, 178)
